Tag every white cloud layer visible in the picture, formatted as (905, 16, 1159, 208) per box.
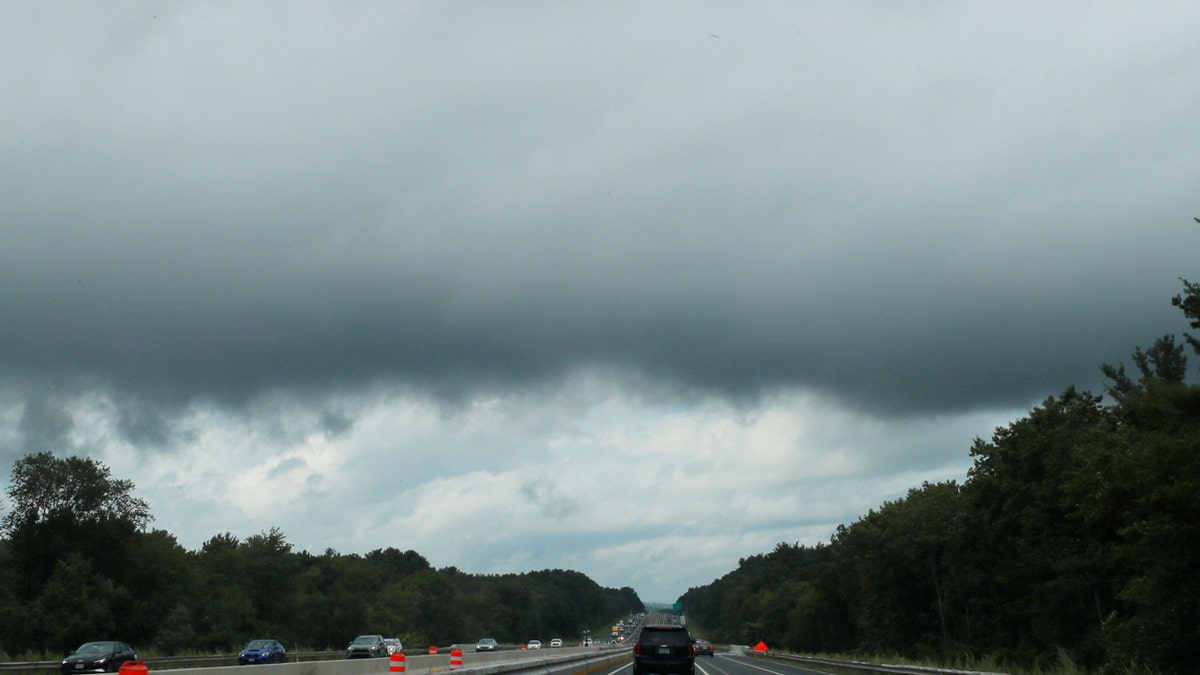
(15, 379, 1019, 600)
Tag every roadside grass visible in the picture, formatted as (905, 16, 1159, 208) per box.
(792, 647, 1158, 675)
(0, 651, 50, 663)
(0, 647, 239, 665)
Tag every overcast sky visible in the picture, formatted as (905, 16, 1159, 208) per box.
(3, 2, 1200, 605)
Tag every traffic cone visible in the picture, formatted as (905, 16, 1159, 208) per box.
(118, 663, 148, 675)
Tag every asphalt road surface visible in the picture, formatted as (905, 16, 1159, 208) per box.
(613, 653, 835, 675)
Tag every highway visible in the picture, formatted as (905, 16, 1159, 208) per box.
(609, 653, 834, 675)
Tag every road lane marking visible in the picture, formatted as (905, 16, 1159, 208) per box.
(721, 657, 796, 675)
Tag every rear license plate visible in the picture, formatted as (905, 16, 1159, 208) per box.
(658, 647, 671, 655)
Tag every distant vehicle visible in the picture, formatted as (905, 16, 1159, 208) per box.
(527, 640, 542, 649)
(346, 635, 388, 659)
(693, 640, 714, 657)
(61, 642, 138, 675)
(238, 639, 286, 665)
(633, 625, 694, 675)
(550, 638, 563, 648)
(475, 638, 498, 652)
(384, 639, 403, 655)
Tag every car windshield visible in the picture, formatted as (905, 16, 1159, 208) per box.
(352, 637, 377, 645)
(77, 643, 114, 654)
(246, 640, 271, 649)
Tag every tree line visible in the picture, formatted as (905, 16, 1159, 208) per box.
(680, 278, 1200, 673)
(0, 454, 643, 658)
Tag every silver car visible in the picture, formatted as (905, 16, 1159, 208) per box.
(346, 635, 387, 659)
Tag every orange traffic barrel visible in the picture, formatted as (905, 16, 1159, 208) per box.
(449, 649, 463, 671)
(389, 652, 406, 674)
(428, 646, 438, 655)
(118, 662, 148, 675)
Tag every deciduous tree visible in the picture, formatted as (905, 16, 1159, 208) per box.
(1, 452, 151, 602)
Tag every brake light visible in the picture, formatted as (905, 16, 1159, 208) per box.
(687, 644, 694, 656)
(633, 643, 641, 655)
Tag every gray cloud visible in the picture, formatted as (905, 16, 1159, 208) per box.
(116, 397, 171, 448)
(18, 393, 74, 454)
(521, 478, 581, 520)
(3, 2, 1200, 599)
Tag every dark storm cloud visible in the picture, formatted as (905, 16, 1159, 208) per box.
(3, 1, 1200, 445)
(3, 196, 1189, 421)
(116, 397, 172, 447)
(18, 393, 73, 453)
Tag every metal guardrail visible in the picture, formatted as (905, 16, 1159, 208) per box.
(5, 649, 1003, 675)
(2, 647, 628, 675)
(1, 652, 356, 675)
(756, 651, 1007, 675)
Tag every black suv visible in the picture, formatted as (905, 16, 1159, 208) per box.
(633, 625, 695, 675)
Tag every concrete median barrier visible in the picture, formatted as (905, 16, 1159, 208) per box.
(152, 647, 629, 675)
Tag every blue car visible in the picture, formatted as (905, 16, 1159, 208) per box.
(238, 639, 286, 665)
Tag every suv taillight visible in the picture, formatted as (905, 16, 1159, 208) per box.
(687, 643, 694, 656)
(633, 643, 641, 655)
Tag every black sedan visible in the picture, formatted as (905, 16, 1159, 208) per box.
(61, 642, 138, 675)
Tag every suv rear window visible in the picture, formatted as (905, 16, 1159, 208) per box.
(639, 627, 691, 645)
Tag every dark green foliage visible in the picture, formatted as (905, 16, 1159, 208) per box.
(831, 481, 972, 655)
(961, 388, 1111, 666)
(35, 554, 126, 653)
(683, 275, 1200, 674)
(0, 459, 643, 657)
(154, 605, 197, 655)
(2, 452, 152, 604)
(1065, 376, 1200, 671)
(681, 543, 851, 653)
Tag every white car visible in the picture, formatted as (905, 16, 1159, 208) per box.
(527, 640, 541, 649)
(550, 639, 562, 648)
